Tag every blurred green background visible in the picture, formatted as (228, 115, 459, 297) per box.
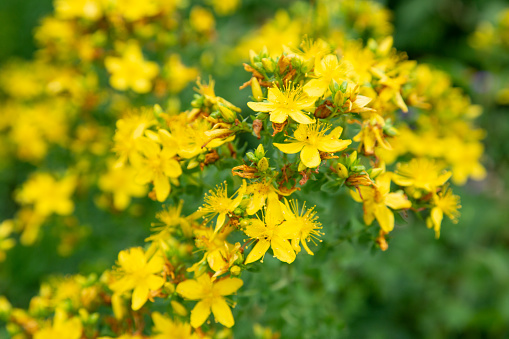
(1, 0, 508, 338)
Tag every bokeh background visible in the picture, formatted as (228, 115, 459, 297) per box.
(1, 0, 508, 338)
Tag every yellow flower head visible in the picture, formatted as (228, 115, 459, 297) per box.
(176, 274, 243, 328)
(273, 122, 351, 168)
(243, 192, 299, 264)
(98, 162, 147, 210)
(152, 312, 199, 339)
(199, 181, 246, 233)
(280, 199, 323, 255)
(110, 247, 165, 311)
(34, 308, 82, 339)
(247, 84, 316, 124)
(351, 173, 411, 233)
(131, 130, 182, 202)
(303, 54, 350, 98)
(392, 158, 451, 192)
(105, 41, 159, 93)
(113, 109, 156, 165)
(16, 173, 76, 217)
(427, 188, 461, 238)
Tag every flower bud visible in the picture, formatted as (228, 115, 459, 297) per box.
(257, 157, 269, 171)
(254, 144, 265, 159)
(230, 265, 241, 275)
(261, 58, 275, 72)
(218, 104, 236, 122)
(336, 163, 349, 178)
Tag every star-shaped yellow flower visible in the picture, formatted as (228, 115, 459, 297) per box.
(351, 173, 411, 233)
(247, 85, 316, 124)
(244, 193, 299, 264)
(273, 122, 351, 168)
(176, 274, 243, 328)
(110, 247, 165, 311)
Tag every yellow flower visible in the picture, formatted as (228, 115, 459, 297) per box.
(245, 180, 289, 215)
(110, 247, 165, 311)
(353, 112, 392, 155)
(109, 0, 160, 21)
(189, 226, 237, 275)
(427, 188, 461, 238)
(392, 158, 451, 192)
(244, 193, 299, 264)
(0, 220, 16, 262)
(34, 308, 82, 339)
(279, 199, 323, 255)
(164, 54, 199, 94)
(98, 162, 147, 210)
(152, 312, 199, 339)
(199, 181, 246, 233)
(351, 173, 411, 233)
(54, 0, 104, 20)
(189, 6, 216, 33)
(176, 274, 243, 328)
(16, 173, 76, 217)
(273, 122, 351, 168)
(303, 54, 350, 97)
(113, 109, 156, 165)
(247, 85, 316, 124)
(132, 130, 182, 202)
(105, 41, 159, 93)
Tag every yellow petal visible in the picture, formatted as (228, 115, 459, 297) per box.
(374, 204, 395, 233)
(246, 193, 266, 215)
(214, 277, 243, 296)
(269, 108, 288, 123)
(163, 159, 182, 178)
(146, 275, 165, 290)
(154, 173, 170, 202)
(300, 145, 321, 168)
(190, 301, 211, 328)
(247, 101, 273, 112)
(276, 221, 300, 239)
(243, 219, 266, 238)
(289, 111, 315, 124)
(176, 279, 205, 300)
(214, 213, 227, 233)
(271, 236, 296, 263)
(385, 192, 411, 210)
(245, 239, 270, 264)
(266, 192, 284, 227)
(211, 297, 234, 328)
(317, 138, 351, 153)
(207, 249, 227, 272)
(273, 141, 305, 154)
(303, 79, 327, 97)
(131, 285, 149, 311)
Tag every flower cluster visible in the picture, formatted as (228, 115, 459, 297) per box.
(0, 0, 485, 338)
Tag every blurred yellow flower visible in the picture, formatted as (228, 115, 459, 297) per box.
(105, 41, 159, 93)
(110, 247, 165, 310)
(176, 274, 243, 328)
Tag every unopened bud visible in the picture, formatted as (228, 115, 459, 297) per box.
(230, 265, 241, 275)
(257, 157, 269, 171)
(370, 168, 384, 179)
(334, 90, 345, 106)
(254, 144, 265, 159)
(218, 104, 236, 122)
(261, 58, 275, 73)
(336, 163, 349, 178)
(348, 151, 358, 165)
